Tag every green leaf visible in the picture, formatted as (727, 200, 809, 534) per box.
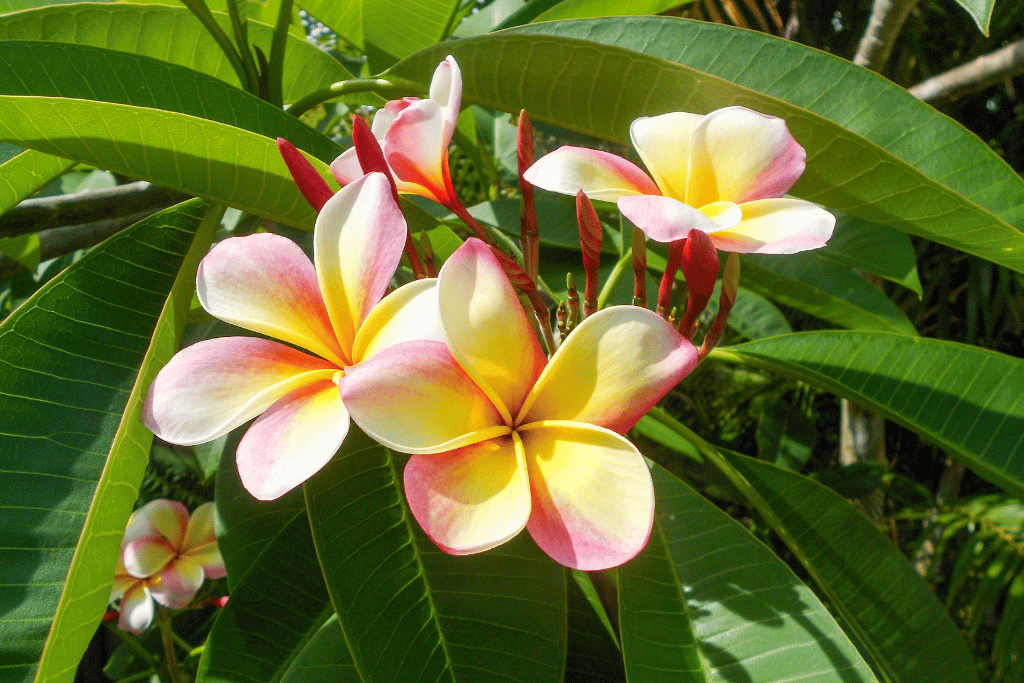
(643, 411, 979, 683)
(755, 399, 815, 469)
(0, 149, 76, 215)
(303, 431, 567, 683)
(386, 23, 1024, 273)
(0, 199, 216, 683)
(0, 41, 340, 163)
(565, 572, 626, 683)
(0, 96, 319, 229)
(466, 196, 616, 252)
(741, 253, 918, 335)
(951, 0, 995, 35)
(301, 0, 459, 69)
(0, 3, 351, 103)
(197, 450, 340, 683)
(712, 332, 1024, 497)
(279, 616, 361, 683)
(820, 213, 922, 296)
(624, 464, 879, 682)
(533, 0, 693, 22)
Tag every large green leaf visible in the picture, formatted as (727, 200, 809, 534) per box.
(741, 253, 918, 335)
(0, 3, 350, 103)
(819, 213, 921, 296)
(618, 464, 878, 682)
(532, 0, 692, 22)
(301, 0, 458, 68)
(508, 18, 1024, 227)
(0, 41, 340, 163)
(0, 96, 319, 229)
(303, 431, 567, 683)
(279, 616, 360, 683)
(383, 28, 1024, 273)
(952, 0, 995, 34)
(711, 332, 1024, 496)
(641, 411, 978, 683)
(0, 199, 215, 683)
(198, 452, 340, 683)
(565, 572, 625, 683)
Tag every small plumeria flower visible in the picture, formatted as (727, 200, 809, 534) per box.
(525, 106, 835, 253)
(342, 239, 699, 570)
(111, 500, 224, 633)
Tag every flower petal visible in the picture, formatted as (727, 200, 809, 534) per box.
(524, 146, 660, 202)
(184, 540, 226, 580)
(520, 306, 697, 433)
(351, 278, 445, 363)
(236, 378, 350, 501)
(521, 421, 654, 570)
(314, 172, 408, 353)
(384, 99, 452, 204)
(134, 500, 189, 550)
(709, 198, 836, 254)
(341, 340, 509, 454)
(181, 502, 222, 579)
(152, 561, 204, 608)
(404, 434, 530, 555)
(629, 111, 705, 202)
(143, 337, 337, 446)
(617, 194, 725, 244)
(691, 106, 806, 205)
(438, 238, 546, 421)
(196, 233, 346, 366)
(430, 56, 462, 145)
(123, 536, 176, 578)
(330, 147, 364, 187)
(118, 583, 154, 634)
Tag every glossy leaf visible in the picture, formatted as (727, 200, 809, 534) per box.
(951, 0, 995, 34)
(198, 451, 339, 683)
(0, 199, 216, 683)
(303, 433, 567, 683)
(821, 213, 922, 295)
(742, 253, 918, 335)
(533, 0, 692, 22)
(0, 96, 320, 229)
(0, 41, 341, 163)
(384, 26, 1024, 273)
(465, 196, 617, 252)
(0, 3, 351, 103)
(565, 571, 625, 683)
(279, 616, 360, 683)
(0, 149, 76, 267)
(621, 464, 879, 683)
(712, 332, 1024, 496)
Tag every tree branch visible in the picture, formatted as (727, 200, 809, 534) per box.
(0, 210, 158, 279)
(910, 38, 1024, 105)
(0, 181, 187, 239)
(853, 0, 920, 72)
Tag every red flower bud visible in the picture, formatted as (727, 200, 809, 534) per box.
(277, 138, 334, 212)
(352, 116, 400, 206)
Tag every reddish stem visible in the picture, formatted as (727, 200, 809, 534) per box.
(657, 239, 684, 318)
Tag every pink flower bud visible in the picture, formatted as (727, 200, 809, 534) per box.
(352, 116, 400, 205)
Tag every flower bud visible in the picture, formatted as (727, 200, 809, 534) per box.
(277, 138, 333, 211)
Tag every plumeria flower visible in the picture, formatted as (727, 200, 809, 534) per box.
(143, 173, 443, 500)
(342, 239, 699, 570)
(111, 500, 224, 633)
(332, 56, 462, 210)
(524, 106, 835, 253)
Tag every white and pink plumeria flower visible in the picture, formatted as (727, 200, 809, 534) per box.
(143, 173, 444, 500)
(111, 500, 224, 633)
(524, 106, 835, 253)
(332, 56, 462, 209)
(341, 238, 699, 570)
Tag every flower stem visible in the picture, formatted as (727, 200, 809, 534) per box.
(287, 78, 411, 118)
(105, 622, 168, 683)
(596, 248, 632, 311)
(156, 607, 187, 683)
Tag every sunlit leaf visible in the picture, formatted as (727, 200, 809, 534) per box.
(384, 27, 1024, 273)
(303, 433, 567, 683)
(712, 332, 1024, 496)
(533, 0, 693, 22)
(0, 199, 217, 683)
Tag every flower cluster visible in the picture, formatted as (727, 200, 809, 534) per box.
(111, 500, 225, 633)
(142, 56, 833, 572)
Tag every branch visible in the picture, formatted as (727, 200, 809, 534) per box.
(0, 182, 187, 238)
(910, 38, 1024, 104)
(0, 210, 158, 279)
(853, 0, 920, 72)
